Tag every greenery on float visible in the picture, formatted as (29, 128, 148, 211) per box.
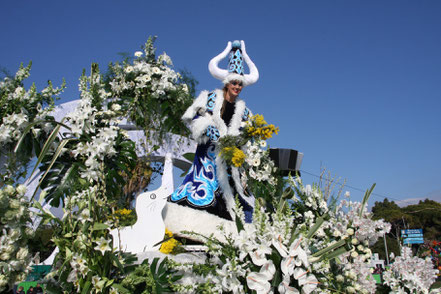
(0, 37, 195, 293)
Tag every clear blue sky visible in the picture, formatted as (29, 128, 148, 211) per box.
(2, 0, 440, 207)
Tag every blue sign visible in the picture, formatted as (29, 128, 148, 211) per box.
(401, 229, 423, 235)
(403, 238, 424, 244)
(401, 229, 424, 244)
(405, 233, 423, 238)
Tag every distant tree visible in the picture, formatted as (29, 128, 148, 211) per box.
(371, 198, 441, 261)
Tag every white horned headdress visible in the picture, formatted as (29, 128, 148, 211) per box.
(208, 40, 259, 86)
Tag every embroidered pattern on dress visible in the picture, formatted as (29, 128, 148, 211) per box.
(170, 143, 218, 207)
(206, 92, 216, 113)
(242, 107, 250, 121)
(206, 125, 220, 141)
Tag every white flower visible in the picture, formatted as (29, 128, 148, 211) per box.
(259, 140, 267, 148)
(293, 268, 318, 294)
(111, 104, 121, 111)
(346, 228, 354, 235)
(15, 185, 26, 196)
(278, 275, 300, 294)
(336, 274, 344, 282)
(134, 51, 143, 57)
(152, 67, 161, 75)
(125, 66, 134, 73)
(94, 237, 112, 255)
(247, 272, 271, 293)
(16, 248, 29, 260)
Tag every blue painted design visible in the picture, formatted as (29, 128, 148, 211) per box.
(228, 49, 244, 75)
(206, 125, 220, 141)
(206, 92, 216, 113)
(171, 143, 219, 207)
(242, 107, 250, 121)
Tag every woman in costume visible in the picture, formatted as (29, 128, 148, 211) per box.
(169, 40, 259, 223)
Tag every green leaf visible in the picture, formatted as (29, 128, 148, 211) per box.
(306, 215, 326, 239)
(324, 246, 350, 260)
(312, 239, 346, 258)
(235, 213, 244, 233)
(359, 183, 376, 217)
(93, 223, 110, 231)
(32, 138, 74, 200)
(81, 281, 91, 294)
(182, 152, 195, 163)
(150, 257, 159, 273)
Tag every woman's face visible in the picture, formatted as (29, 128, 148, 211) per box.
(226, 80, 243, 98)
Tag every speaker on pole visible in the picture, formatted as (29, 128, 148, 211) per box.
(269, 148, 303, 177)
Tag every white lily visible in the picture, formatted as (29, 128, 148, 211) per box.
(247, 272, 272, 294)
(288, 237, 309, 267)
(271, 234, 288, 257)
(293, 268, 319, 294)
(247, 260, 275, 294)
(278, 275, 300, 294)
(250, 243, 272, 266)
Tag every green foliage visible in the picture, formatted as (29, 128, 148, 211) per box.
(117, 258, 182, 294)
(372, 198, 441, 254)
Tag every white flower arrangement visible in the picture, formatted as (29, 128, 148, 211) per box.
(244, 140, 277, 186)
(168, 178, 396, 293)
(383, 246, 440, 293)
(0, 62, 64, 183)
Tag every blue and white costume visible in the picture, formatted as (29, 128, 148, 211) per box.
(170, 40, 259, 222)
(170, 89, 254, 221)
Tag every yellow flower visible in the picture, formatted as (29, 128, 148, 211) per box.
(232, 148, 245, 167)
(165, 228, 173, 238)
(253, 114, 267, 126)
(160, 238, 180, 254)
(116, 208, 132, 216)
(160, 228, 181, 254)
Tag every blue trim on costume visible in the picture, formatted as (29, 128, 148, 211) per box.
(170, 143, 219, 207)
(206, 92, 216, 113)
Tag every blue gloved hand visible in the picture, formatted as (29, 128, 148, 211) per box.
(206, 125, 220, 142)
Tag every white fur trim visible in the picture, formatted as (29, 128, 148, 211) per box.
(164, 202, 238, 243)
(231, 167, 255, 207)
(182, 90, 209, 122)
(211, 89, 228, 137)
(208, 42, 231, 82)
(215, 154, 236, 219)
(189, 114, 211, 144)
(222, 74, 246, 86)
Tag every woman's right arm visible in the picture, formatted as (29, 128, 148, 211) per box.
(182, 90, 217, 144)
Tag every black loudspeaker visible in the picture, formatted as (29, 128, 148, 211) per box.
(269, 148, 304, 177)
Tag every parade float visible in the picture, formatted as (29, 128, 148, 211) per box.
(1, 38, 439, 293)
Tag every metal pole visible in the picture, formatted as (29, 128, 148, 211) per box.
(384, 232, 390, 266)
